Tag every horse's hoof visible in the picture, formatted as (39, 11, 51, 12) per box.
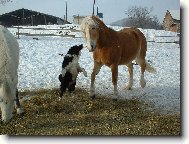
(140, 81, 146, 88)
(112, 95, 118, 101)
(59, 97, 62, 101)
(17, 108, 25, 115)
(18, 112, 25, 117)
(2, 117, 12, 123)
(17, 108, 25, 117)
(126, 85, 132, 90)
(91, 95, 96, 99)
(126, 87, 132, 90)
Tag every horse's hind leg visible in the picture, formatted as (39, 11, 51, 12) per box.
(0, 98, 14, 123)
(126, 63, 133, 90)
(0, 83, 14, 123)
(136, 58, 146, 88)
(111, 64, 118, 100)
(140, 65, 146, 88)
(15, 89, 24, 115)
(90, 62, 102, 99)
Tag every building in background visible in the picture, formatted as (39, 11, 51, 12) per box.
(0, 8, 65, 27)
(73, 15, 86, 25)
(163, 10, 180, 33)
(73, 7, 103, 25)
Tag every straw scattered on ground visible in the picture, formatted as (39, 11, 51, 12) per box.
(0, 88, 180, 135)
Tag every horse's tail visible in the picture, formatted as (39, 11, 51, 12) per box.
(145, 61, 156, 73)
(133, 28, 156, 74)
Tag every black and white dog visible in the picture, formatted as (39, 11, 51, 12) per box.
(58, 44, 87, 99)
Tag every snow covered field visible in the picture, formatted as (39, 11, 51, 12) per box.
(8, 25, 180, 114)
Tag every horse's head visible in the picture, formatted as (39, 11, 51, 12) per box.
(80, 16, 99, 52)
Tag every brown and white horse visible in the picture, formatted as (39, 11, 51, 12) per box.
(80, 16, 156, 99)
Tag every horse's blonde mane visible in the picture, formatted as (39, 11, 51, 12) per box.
(80, 16, 99, 32)
(80, 16, 112, 48)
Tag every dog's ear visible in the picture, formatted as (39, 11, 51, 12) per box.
(78, 44, 83, 51)
(58, 74, 63, 82)
(78, 44, 83, 49)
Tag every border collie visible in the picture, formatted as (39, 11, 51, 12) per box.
(58, 44, 87, 99)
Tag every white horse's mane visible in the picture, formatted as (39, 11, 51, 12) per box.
(80, 16, 99, 32)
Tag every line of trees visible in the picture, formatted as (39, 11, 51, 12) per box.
(124, 6, 163, 29)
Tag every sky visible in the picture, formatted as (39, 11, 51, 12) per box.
(0, 0, 180, 24)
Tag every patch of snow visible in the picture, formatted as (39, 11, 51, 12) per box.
(8, 24, 180, 114)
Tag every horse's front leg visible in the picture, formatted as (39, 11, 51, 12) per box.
(90, 62, 102, 99)
(111, 64, 118, 100)
(15, 89, 24, 115)
(126, 63, 133, 90)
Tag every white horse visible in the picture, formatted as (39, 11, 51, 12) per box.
(0, 25, 24, 123)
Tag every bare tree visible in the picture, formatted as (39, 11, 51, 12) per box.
(125, 6, 162, 29)
(0, 0, 12, 5)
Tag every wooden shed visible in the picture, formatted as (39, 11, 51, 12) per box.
(163, 10, 180, 33)
(0, 8, 65, 27)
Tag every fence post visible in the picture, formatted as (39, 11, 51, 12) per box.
(17, 25, 20, 39)
(78, 14, 79, 24)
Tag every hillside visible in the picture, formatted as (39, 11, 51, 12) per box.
(110, 18, 129, 26)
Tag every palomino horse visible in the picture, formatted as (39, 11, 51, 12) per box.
(80, 16, 156, 99)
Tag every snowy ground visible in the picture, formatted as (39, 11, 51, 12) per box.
(8, 25, 180, 114)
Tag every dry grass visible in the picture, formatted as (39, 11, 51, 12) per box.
(0, 88, 181, 135)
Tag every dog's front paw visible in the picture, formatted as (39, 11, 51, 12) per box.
(61, 69, 66, 77)
(81, 68, 87, 77)
(83, 71, 87, 77)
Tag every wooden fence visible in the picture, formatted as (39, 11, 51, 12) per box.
(10, 26, 81, 38)
(151, 35, 180, 44)
(9, 26, 180, 44)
